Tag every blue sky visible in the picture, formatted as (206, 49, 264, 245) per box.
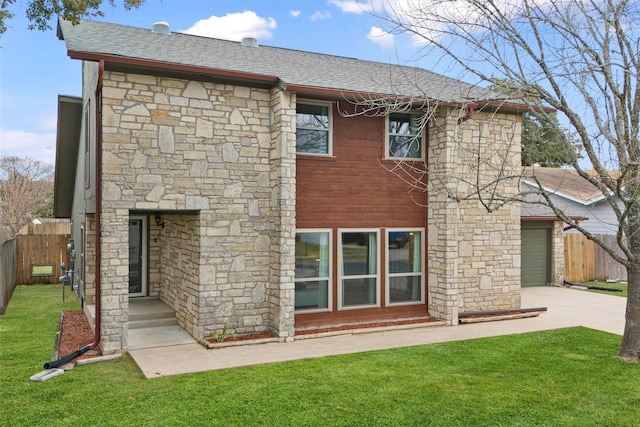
(1, 0, 436, 166)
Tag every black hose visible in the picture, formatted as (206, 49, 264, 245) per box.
(44, 344, 92, 369)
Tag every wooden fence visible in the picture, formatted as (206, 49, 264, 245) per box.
(0, 239, 17, 315)
(593, 234, 628, 282)
(16, 234, 70, 285)
(564, 233, 595, 283)
(564, 233, 628, 283)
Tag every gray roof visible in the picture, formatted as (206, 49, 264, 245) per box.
(58, 19, 498, 103)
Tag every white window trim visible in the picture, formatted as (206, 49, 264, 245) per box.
(385, 228, 425, 306)
(384, 112, 425, 161)
(338, 228, 380, 310)
(294, 228, 333, 313)
(296, 100, 334, 157)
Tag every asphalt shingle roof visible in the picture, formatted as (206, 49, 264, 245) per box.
(58, 19, 496, 103)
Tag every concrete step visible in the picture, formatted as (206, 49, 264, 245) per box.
(128, 298, 177, 330)
(129, 317, 179, 330)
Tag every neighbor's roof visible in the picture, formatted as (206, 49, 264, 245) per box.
(57, 19, 518, 106)
(522, 166, 613, 205)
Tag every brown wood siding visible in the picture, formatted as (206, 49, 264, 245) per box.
(295, 100, 429, 328)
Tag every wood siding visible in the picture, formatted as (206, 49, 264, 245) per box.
(295, 100, 428, 328)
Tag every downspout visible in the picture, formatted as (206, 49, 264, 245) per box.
(44, 60, 104, 369)
(457, 103, 476, 124)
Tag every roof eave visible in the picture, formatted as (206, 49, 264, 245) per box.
(67, 50, 281, 85)
(54, 95, 82, 218)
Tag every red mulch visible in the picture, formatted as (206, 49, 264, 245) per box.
(57, 310, 101, 361)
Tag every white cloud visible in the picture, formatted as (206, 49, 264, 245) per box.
(368, 26, 395, 48)
(328, 0, 376, 14)
(290, 10, 301, 18)
(1, 129, 56, 166)
(183, 11, 277, 41)
(310, 11, 332, 21)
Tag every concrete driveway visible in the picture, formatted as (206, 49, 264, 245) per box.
(128, 286, 626, 378)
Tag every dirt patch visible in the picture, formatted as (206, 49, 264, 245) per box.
(56, 310, 101, 361)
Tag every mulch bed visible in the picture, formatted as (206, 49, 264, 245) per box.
(295, 317, 440, 336)
(205, 332, 275, 344)
(56, 310, 101, 362)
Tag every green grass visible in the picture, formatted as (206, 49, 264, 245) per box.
(582, 280, 628, 297)
(2, 285, 640, 426)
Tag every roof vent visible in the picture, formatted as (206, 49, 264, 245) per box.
(241, 35, 258, 47)
(152, 21, 171, 35)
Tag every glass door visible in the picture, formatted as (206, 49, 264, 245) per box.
(128, 216, 147, 296)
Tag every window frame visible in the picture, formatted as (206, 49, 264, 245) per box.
(385, 228, 425, 306)
(294, 228, 333, 313)
(338, 228, 381, 310)
(83, 100, 92, 188)
(295, 100, 333, 157)
(385, 111, 425, 161)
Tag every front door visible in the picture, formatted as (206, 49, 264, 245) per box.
(129, 216, 148, 297)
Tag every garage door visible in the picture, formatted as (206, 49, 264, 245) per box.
(521, 225, 551, 287)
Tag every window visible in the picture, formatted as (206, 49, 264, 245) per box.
(387, 113, 424, 159)
(386, 229, 424, 305)
(84, 102, 91, 187)
(339, 230, 379, 309)
(296, 102, 332, 155)
(295, 230, 331, 312)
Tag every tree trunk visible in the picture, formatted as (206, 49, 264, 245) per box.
(619, 256, 640, 361)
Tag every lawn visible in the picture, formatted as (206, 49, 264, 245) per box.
(2, 285, 639, 426)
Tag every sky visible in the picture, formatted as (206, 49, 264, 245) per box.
(0, 0, 435, 167)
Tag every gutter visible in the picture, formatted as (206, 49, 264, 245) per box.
(43, 60, 104, 369)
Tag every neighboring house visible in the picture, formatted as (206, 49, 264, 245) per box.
(522, 167, 620, 235)
(521, 166, 626, 282)
(54, 19, 526, 354)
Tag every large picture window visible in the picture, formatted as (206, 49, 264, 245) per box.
(386, 229, 424, 305)
(386, 113, 424, 159)
(295, 230, 331, 312)
(339, 230, 379, 309)
(296, 102, 332, 155)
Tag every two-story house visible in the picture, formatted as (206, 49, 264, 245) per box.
(54, 19, 524, 354)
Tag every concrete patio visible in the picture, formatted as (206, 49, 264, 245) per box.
(128, 286, 626, 378)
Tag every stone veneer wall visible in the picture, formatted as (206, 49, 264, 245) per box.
(158, 214, 200, 337)
(552, 221, 565, 286)
(98, 70, 295, 352)
(267, 88, 297, 341)
(83, 215, 96, 305)
(428, 107, 521, 324)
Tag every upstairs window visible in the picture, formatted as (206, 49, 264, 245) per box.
(296, 102, 332, 155)
(387, 113, 424, 160)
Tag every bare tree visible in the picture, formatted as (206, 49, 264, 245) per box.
(358, 0, 640, 361)
(0, 156, 53, 239)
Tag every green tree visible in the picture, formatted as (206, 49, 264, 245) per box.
(489, 80, 579, 167)
(0, 0, 144, 34)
